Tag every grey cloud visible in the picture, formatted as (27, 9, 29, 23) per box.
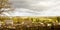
(6, 0, 60, 16)
(10, 0, 49, 11)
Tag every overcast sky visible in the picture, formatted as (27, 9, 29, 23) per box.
(10, 0, 60, 11)
(3, 0, 60, 16)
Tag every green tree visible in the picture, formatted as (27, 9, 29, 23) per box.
(57, 17, 60, 22)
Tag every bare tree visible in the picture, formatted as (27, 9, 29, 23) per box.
(0, 0, 14, 16)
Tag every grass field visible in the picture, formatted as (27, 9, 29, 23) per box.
(0, 16, 60, 30)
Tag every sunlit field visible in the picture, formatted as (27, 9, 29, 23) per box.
(0, 16, 60, 30)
